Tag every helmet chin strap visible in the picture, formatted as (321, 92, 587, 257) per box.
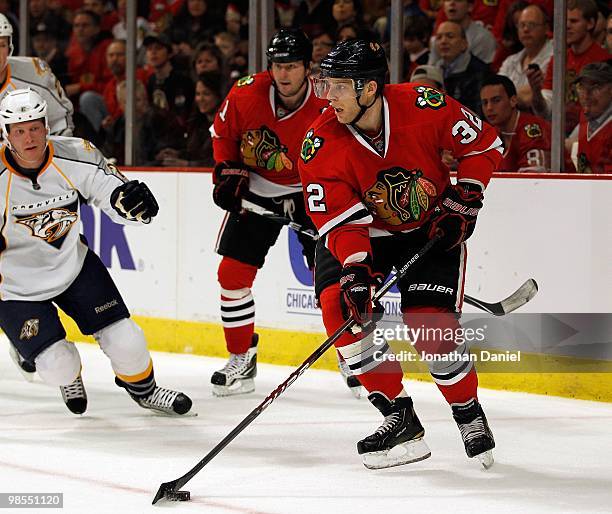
(349, 94, 379, 126)
(11, 143, 48, 166)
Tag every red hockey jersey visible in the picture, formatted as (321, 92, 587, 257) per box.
(577, 112, 612, 174)
(298, 83, 503, 265)
(498, 111, 551, 172)
(212, 72, 328, 196)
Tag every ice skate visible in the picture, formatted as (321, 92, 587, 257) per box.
(115, 377, 192, 415)
(358, 392, 431, 469)
(338, 355, 365, 399)
(211, 334, 258, 397)
(452, 398, 495, 469)
(9, 344, 36, 382)
(60, 374, 87, 415)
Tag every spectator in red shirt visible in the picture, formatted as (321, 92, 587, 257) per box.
(573, 61, 611, 173)
(528, 0, 609, 134)
(481, 74, 551, 172)
(65, 10, 112, 99)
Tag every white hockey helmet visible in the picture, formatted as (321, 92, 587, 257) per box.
(0, 13, 13, 57)
(0, 89, 49, 143)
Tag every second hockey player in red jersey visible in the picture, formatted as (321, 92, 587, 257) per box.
(210, 29, 328, 396)
(299, 40, 503, 469)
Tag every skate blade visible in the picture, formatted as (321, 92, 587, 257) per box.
(362, 438, 432, 470)
(477, 450, 494, 469)
(212, 378, 255, 397)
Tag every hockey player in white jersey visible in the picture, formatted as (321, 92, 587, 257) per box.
(0, 13, 73, 136)
(0, 89, 192, 416)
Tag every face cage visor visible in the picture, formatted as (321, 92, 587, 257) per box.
(314, 77, 368, 100)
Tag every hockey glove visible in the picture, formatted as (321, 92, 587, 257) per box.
(340, 259, 384, 333)
(427, 182, 483, 250)
(110, 180, 159, 223)
(213, 161, 250, 213)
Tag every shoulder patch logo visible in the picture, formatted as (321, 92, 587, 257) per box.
(32, 57, 50, 76)
(20, 318, 39, 340)
(240, 125, 293, 171)
(414, 86, 446, 110)
(237, 75, 255, 87)
(524, 123, 543, 138)
(82, 139, 95, 152)
(364, 167, 437, 225)
(300, 129, 324, 163)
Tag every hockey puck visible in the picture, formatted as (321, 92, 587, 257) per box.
(167, 490, 190, 502)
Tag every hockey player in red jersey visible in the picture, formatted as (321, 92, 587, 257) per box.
(298, 40, 503, 469)
(210, 29, 328, 396)
(480, 74, 551, 172)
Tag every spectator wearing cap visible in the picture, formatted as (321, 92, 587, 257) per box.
(432, 20, 490, 115)
(410, 64, 444, 89)
(156, 71, 223, 167)
(102, 79, 185, 165)
(65, 9, 113, 99)
(573, 61, 611, 173)
(144, 32, 195, 126)
(499, 4, 552, 109)
(31, 27, 69, 85)
(529, 0, 609, 134)
(403, 15, 433, 78)
(28, 0, 71, 48)
(480, 74, 551, 172)
(429, 0, 497, 64)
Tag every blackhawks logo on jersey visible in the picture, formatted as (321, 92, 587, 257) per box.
(414, 86, 446, 110)
(237, 75, 255, 87)
(240, 125, 293, 171)
(364, 167, 437, 225)
(15, 199, 79, 249)
(524, 123, 543, 139)
(300, 129, 324, 163)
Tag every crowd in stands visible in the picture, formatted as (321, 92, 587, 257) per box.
(3, 0, 610, 172)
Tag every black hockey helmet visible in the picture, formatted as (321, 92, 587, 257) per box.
(319, 39, 388, 96)
(266, 28, 313, 66)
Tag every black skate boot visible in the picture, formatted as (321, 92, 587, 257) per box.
(338, 355, 364, 399)
(60, 374, 88, 415)
(115, 377, 192, 415)
(9, 344, 36, 381)
(357, 392, 431, 469)
(452, 398, 495, 469)
(211, 334, 258, 397)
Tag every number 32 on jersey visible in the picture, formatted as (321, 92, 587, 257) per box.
(452, 108, 483, 144)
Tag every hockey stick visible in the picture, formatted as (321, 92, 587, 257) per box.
(464, 279, 538, 316)
(241, 199, 319, 240)
(152, 235, 440, 504)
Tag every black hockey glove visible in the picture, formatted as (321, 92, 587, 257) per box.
(427, 183, 483, 250)
(340, 259, 384, 333)
(213, 161, 250, 213)
(110, 180, 159, 223)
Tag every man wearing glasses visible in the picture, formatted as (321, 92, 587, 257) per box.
(498, 4, 553, 110)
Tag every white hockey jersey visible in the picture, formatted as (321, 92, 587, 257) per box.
(1, 57, 74, 136)
(0, 136, 137, 301)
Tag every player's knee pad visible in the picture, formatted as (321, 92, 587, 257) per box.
(94, 318, 151, 378)
(218, 257, 257, 292)
(34, 339, 81, 386)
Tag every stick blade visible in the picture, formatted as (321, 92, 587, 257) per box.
(152, 479, 180, 505)
(499, 278, 538, 315)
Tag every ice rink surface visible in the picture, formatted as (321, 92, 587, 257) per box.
(1, 337, 611, 514)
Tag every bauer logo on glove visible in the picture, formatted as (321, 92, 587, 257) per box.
(110, 180, 159, 224)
